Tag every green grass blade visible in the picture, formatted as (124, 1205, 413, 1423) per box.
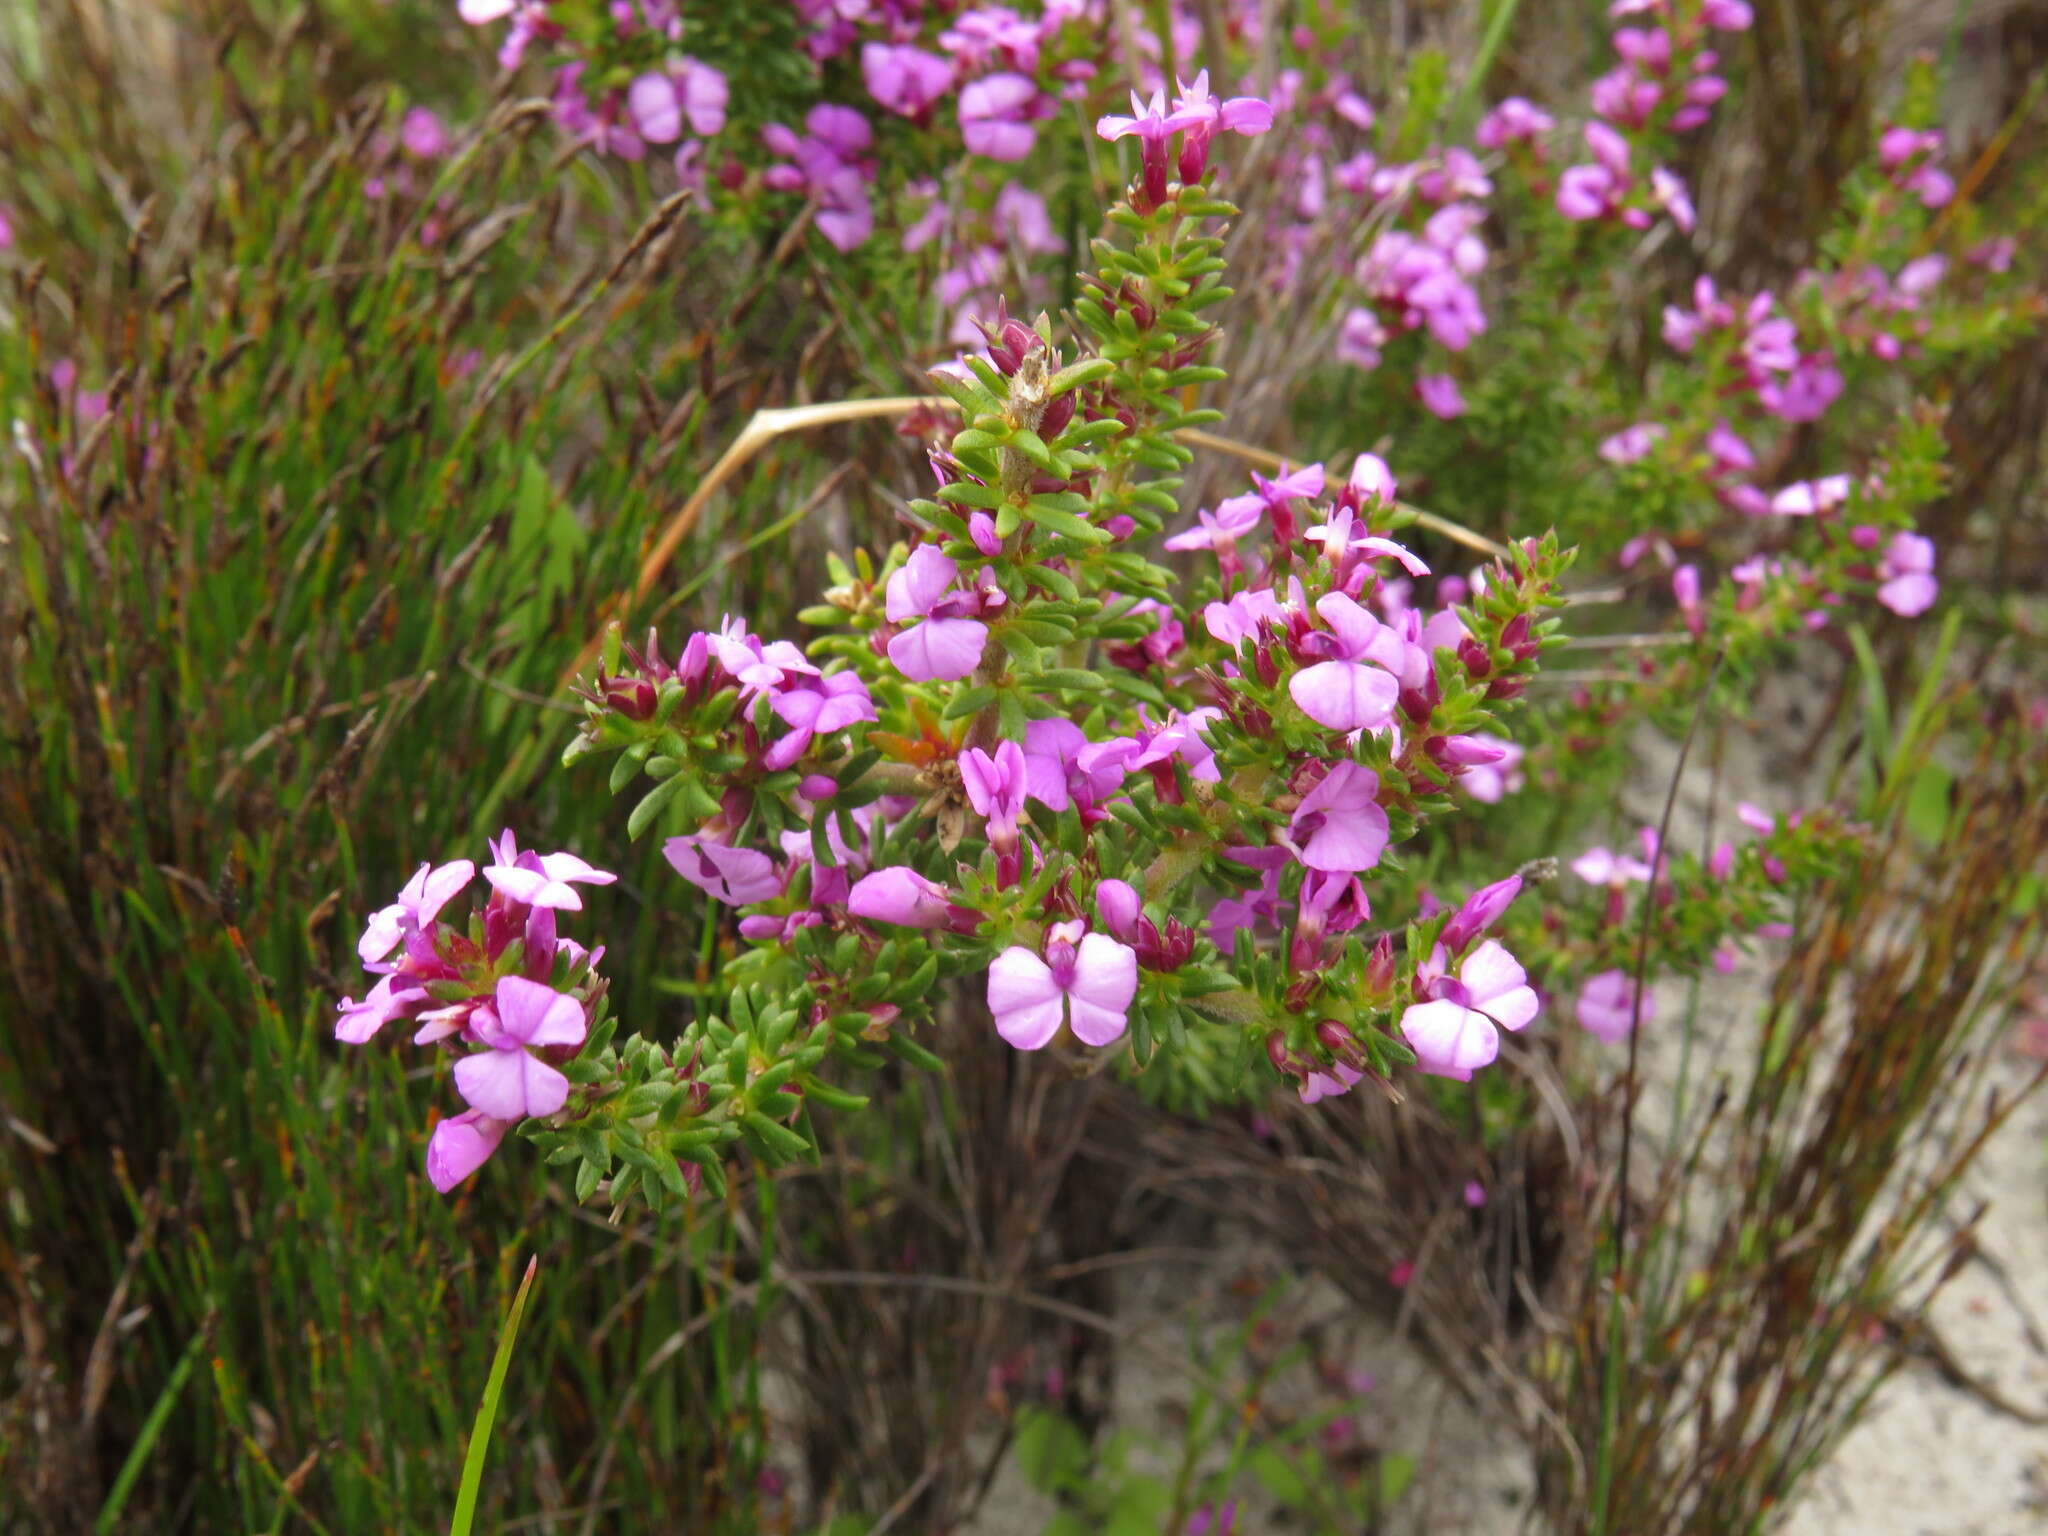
(449, 1255, 540, 1536)
(94, 1327, 208, 1535)
(1452, 0, 1526, 125)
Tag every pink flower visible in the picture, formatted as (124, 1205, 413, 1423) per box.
(452, 974, 588, 1120)
(862, 42, 953, 117)
(358, 858, 476, 964)
(1290, 761, 1390, 873)
(1876, 531, 1937, 617)
(664, 836, 784, 905)
(767, 672, 876, 770)
(1476, 97, 1554, 148)
(1572, 844, 1653, 886)
(1673, 563, 1704, 636)
(483, 831, 616, 911)
(1650, 167, 1696, 232)
(1163, 492, 1264, 553)
(886, 544, 989, 682)
(1400, 940, 1540, 1079)
(960, 72, 1041, 161)
(1096, 86, 1175, 145)
(1300, 1062, 1363, 1103)
(1440, 875, 1523, 954)
(1759, 353, 1843, 422)
(987, 921, 1138, 1050)
(1289, 595, 1404, 733)
(961, 740, 1028, 850)
(1456, 734, 1524, 803)
(427, 1109, 509, 1192)
(1599, 423, 1665, 465)
(1576, 969, 1651, 1042)
(1417, 374, 1467, 418)
(847, 866, 962, 929)
(1165, 70, 1274, 180)
(1768, 474, 1850, 516)
(400, 108, 449, 160)
(1557, 162, 1624, 220)
(336, 972, 426, 1045)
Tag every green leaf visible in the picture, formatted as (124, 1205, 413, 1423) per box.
(449, 1256, 539, 1536)
(936, 481, 1007, 510)
(1032, 668, 1107, 691)
(1378, 1452, 1418, 1509)
(742, 1109, 812, 1164)
(1248, 1443, 1306, 1505)
(1905, 757, 1953, 846)
(1012, 1407, 1091, 1495)
(627, 774, 686, 839)
(1020, 498, 1111, 545)
(1046, 357, 1115, 394)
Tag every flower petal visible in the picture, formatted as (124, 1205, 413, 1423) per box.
(987, 947, 1065, 1050)
(1458, 940, 1527, 1007)
(887, 617, 987, 682)
(1065, 934, 1137, 1047)
(1289, 660, 1399, 731)
(1399, 998, 1499, 1078)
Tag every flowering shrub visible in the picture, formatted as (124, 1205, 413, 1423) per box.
(331, 2, 2040, 1207)
(339, 77, 1592, 1201)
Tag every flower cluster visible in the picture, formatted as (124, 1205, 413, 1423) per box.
(1553, 0, 1754, 233)
(330, 77, 1581, 1205)
(335, 832, 614, 1189)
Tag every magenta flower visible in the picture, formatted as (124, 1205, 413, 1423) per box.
(1759, 353, 1843, 422)
(627, 61, 729, 143)
(665, 835, 784, 905)
(1163, 492, 1264, 553)
(1650, 167, 1696, 232)
(959, 72, 1041, 161)
(987, 921, 1138, 1050)
(862, 42, 953, 118)
(709, 616, 820, 700)
(767, 671, 877, 770)
(847, 866, 962, 929)
(452, 974, 587, 1121)
(1876, 531, 1937, 617)
(358, 858, 476, 963)
(1456, 733, 1525, 803)
(886, 544, 989, 682)
(1440, 874, 1524, 954)
(1417, 374, 1467, 418)
(1399, 941, 1540, 1080)
(1290, 761, 1390, 873)
(483, 831, 616, 912)
(1187, 1498, 1240, 1536)
(1572, 844, 1653, 886)
(961, 741, 1028, 847)
(1096, 86, 1174, 147)
(1165, 70, 1274, 181)
(1576, 969, 1652, 1043)
(1768, 474, 1850, 516)
(336, 972, 426, 1044)
(1289, 594, 1405, 733)
(1304, 509, 1429, 577)
(427, 1108, 509, 1192)
(1476, 97, 1554, 148)
(1299, 1061, 1364, 1104)
(1599, 423, 1665, 465)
